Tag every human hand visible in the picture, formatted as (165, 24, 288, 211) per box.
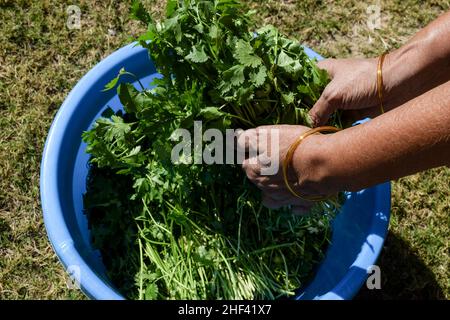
(309, 58, 384, 127)
(237, 125, 336, 215)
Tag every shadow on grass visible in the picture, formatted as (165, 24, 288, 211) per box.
(356, 231, 445, 300)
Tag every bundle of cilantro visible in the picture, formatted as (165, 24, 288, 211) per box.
(82, 0, 344, 300)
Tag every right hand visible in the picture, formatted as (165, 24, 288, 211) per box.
(310, 11, 450, 127)
(309, 58, 384, 127)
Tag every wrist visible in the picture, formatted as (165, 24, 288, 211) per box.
(382, 43, 418, 105)
(383, 38, 445, 107)
(291, 133, 340, 195)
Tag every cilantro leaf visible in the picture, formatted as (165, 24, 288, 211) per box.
(249, 65, 267, 87)
(185, 45, 209, 63)
(234, 39, 262, 68)
(130, 0, 151, 25)
(221, 65, 245, 88)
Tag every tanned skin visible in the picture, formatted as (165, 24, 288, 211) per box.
(240, 11, 450, 214)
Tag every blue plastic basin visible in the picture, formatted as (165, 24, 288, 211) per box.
(40, 43, 391, 300)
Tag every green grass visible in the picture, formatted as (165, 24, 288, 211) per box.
(0, 0, 448, 299)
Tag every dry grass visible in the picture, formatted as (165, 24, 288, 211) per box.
(0, 0, 448, 299)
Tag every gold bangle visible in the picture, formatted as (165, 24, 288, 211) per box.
(377, 53, 387, 115)
(282, 126, 341, 202)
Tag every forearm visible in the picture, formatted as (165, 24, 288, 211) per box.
(384, 11, 450, 109)
(299, 80, 450, 194)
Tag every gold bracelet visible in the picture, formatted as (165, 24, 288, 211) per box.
(282, 126, 341, 202)
(377, 53, 387, 115)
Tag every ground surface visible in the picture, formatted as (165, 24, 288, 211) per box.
(0, 0, 448, 299)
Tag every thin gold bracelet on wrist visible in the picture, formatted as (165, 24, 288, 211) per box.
(282, 126, 341, 202)
(377, 53, 387, 115)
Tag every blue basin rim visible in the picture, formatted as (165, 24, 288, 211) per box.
(40, 42, 391, 300)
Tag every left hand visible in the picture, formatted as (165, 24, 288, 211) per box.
(237, 125, 333, 215)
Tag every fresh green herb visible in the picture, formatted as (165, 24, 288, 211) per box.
(83, 0, 344, 300)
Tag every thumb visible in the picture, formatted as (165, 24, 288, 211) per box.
(309, 89, 337, 127)
(309, 59, 339, 127)
(317, 59, 337, 78)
